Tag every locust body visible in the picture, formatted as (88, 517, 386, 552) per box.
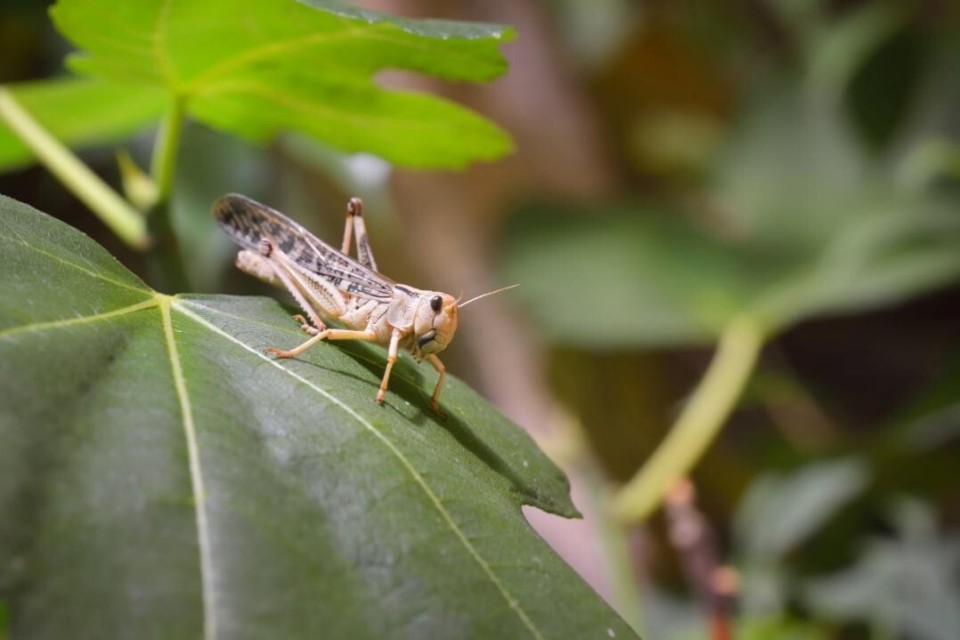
(213, 194, 458, 414)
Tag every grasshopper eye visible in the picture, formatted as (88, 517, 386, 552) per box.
(430, 295, 442, 312)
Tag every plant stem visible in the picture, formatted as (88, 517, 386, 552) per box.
(591, 468, 646, 634)
(150, 97, 185, 201)
(146, 98, 189, 293)
(546, 411, 647, 634)
(0, 87, 148, 249)
(611, 315, 766, 523)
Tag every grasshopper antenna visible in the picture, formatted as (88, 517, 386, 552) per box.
(459, 284, 520, 308)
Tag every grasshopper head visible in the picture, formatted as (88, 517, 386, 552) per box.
(414, 293, 459, 356)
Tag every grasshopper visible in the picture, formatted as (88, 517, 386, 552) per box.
(213, 194, 514, 415)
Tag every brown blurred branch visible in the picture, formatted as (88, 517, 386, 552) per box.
(665, 479, 738, 640)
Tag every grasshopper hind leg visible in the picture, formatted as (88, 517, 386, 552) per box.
(291, 314, 320, 336)
(341, 197, 378, 271)
(241, 237, 328, 336)
(266, 328, 378, 360)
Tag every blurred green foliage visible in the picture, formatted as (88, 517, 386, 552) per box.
(518, 1, 960, 638)
(2, 0, 960, 638)
(504, 74, 960, 349)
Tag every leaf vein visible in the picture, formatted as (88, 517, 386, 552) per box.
(143, 0, 178, 90)
(68, 4, 155, 44)
(0, 298, 159, 340)
(204, 80, 455, 131)
(182, 24, 493, 93)
(0, 231, 152, 295)
(183, 27, 366, 91)
(160, 296, 216, 640)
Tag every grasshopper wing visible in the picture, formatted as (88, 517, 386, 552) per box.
(213, 193, 393, 301)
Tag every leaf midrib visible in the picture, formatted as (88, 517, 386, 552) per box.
(0, 291, 216, 637)
(160, 295, 216, 640)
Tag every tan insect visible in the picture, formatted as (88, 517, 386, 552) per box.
(213, 194, 514, 415)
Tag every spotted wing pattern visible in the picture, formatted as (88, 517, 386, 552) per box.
(213, 193, 394, 300)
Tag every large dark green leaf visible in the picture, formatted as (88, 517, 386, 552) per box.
(0, 195, 636, 639)
(31, 0, 514, 168)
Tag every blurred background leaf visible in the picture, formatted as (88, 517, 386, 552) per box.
(801, 500, 960, 640)
(503, 88, 960, 349)
(734, 458, 869, 564)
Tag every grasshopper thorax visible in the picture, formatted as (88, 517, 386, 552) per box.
(413, 292, 459, 357)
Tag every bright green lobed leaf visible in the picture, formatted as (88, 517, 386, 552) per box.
(0, 195, 635, 639)
(46, 0, 515, 168)
(0, 78, 167, 172)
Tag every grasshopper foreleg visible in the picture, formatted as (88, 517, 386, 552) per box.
(425, 354, 447, 417)
(375, 329, 402, 406)
(268, 326, 410, 411)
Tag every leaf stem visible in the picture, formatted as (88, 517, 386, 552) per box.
(611, 315, 766, 523)
(553, 411, 646, 633)
(0, 87, 148, 249)
(591, 470, 646, 634)
(150, 96, 185, 201)
(146, 98, 189, 292)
